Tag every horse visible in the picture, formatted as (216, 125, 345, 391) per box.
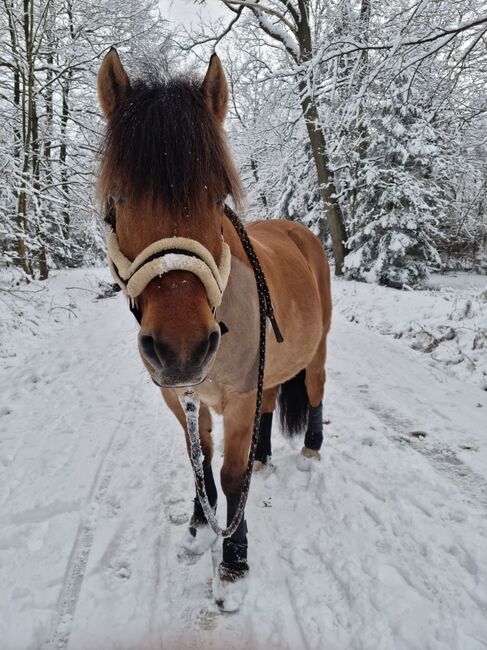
(97, 48, 332, 611)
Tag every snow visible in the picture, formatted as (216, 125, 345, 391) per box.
(1, 268, 487, 649)
(257, 13, 300, 60)
(334, 272, 487, 390)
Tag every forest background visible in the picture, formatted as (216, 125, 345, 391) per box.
(1, 0, 486, 288)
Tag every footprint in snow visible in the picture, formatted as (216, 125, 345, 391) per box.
(409, 430, 428, 439)
(113, 562, 131, 580)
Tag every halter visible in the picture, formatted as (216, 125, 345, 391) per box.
(106, 231, 232, 309)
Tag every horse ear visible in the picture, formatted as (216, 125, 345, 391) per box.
(98, 48, 130, 118)
(201, 53, 228, 123)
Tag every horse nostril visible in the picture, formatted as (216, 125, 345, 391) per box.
(207, 329, 220, 358)
(140, 334, 175, 368)
(191, 329, 220, 368)
(140, 334, 157, 366)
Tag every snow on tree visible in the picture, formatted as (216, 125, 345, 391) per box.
(0, 0, 170, 279)
(190, 0, 487, 283)
(344, 73, 445, 287)
(1, 0, 487, 285)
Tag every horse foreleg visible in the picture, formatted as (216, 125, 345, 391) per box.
(212, 391, 255, 611)
(220, 393, 256, 574)
(161, 388, 217, 555)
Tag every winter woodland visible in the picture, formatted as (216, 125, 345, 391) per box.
(1, 0, 486, 285)
(1, 3, 487, 647)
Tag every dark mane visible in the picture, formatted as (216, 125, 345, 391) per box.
(98, 75, 243, 214)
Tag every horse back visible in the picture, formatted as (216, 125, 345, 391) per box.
(248, 219, 331, 329)
(245, 219, 332, 386)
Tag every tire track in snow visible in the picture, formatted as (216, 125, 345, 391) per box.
(372, 400, 487, 509)
(330, 318, 487, 511)
(46, 385, 138, 650)
(342, 382, 487, 510)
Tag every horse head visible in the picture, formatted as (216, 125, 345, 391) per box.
(97, 49, 242, 387)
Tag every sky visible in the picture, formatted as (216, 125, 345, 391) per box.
(158, 0, 228, 26)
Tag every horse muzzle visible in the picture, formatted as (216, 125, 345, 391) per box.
(139, 327, 221, 388)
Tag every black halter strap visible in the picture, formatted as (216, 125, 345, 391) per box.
(107, 258, 141, 323)
(130, 302, 143, 324)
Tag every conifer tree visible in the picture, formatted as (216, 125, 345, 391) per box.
(345, 75, 443, 286)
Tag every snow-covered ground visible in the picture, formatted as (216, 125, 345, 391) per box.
(1, 268, 487, 650)
(334, 272, 487, 390)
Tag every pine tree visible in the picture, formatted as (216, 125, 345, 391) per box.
(344, 74, 443, 287)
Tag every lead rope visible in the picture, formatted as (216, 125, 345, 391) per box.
(179, 205, 283, 538)
(224, 206, 284, 344)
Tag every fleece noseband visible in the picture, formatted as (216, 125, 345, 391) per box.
(106, 231, 232, 310)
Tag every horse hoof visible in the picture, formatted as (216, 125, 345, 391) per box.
(213, 562, 249, 612)
(177, 523, 217, 564)
(296, 446, 320, 472)
(253, 458, 275, 476)
(302, 446, 321, 459)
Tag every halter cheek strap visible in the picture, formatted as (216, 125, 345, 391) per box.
(106, 231, 232, 308)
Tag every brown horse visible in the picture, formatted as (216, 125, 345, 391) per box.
(97, 49, 332, 611)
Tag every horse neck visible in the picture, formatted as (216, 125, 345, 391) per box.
(202, 216, 260, 394)
(222, 214, 254, 270)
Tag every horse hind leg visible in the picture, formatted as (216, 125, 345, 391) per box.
(254, 386, 278, 471)
(161, 388, 217, 561)
(299, 334, 328, 469)
(257, 371, 323, 472)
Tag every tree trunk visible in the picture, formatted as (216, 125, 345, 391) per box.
(245, 0, 350, 273)
(59, 75, 71, 236)
(250, 157, 268, 209)
(296, 0, 348, 274)
(38, 246, 48, 280)
(350, 0, 371, 228)
(299, 85, 349, 274)
(5, 0, 31, 274)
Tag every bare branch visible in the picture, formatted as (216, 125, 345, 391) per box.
(222, 0, 296, 34)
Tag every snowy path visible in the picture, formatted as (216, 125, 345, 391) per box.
(1, 270, 486, 650)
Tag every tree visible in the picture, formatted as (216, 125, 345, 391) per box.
(344, 73, 445, 286)
(195, 0, 350, 274)
(190, 0, 487, 281)
(0, 0, 169, 279)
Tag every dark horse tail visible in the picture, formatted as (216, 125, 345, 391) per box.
(278, 369, 309, 437)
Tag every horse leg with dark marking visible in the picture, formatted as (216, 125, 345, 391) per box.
(218, 392, 255, 585)
(301, 333, 328, 462)
(304, 402, 324, 451)
(220, 499, 248, 579)
(254, 387, 278, 467)
(254, 413, 272, 465)
(190, 463, 217, 533)
(161, 389, 217, 553)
